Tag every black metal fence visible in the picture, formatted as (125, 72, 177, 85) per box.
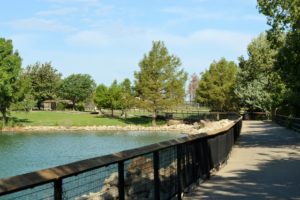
(0, 117, 242, 200)
(163, 111, 240, 122)
(275, 114, 300, 132)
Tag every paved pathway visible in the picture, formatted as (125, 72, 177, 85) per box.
(184, 121, 300, 200)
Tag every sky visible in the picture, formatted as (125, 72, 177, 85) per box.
(1, 0, 269, 85)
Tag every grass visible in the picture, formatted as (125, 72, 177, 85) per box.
(4, 111, 165, 127)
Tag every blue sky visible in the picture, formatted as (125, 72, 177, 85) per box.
(1, 0, 268, 85)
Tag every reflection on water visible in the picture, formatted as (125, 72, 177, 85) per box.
(0, 131, 181, 179)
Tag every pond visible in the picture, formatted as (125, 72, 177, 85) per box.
(0, 131, 182, 179)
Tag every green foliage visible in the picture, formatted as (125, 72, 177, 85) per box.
(258, 0, 300, 114)
(59, 74, 96, 110)
(56, 102, 66, 111)
(0, 38, 22, 124)
(11, 70, 37, 112)
(75, 102, 85, 112)
(24, 62, 62, 109)
(196, 58, 238, 111)
(120, 78, 135, 118)
(94, 80, 123, 116)
(94, 84, 109, 110)
(234, 34, 287, 113)
(134, 41, 187, 125)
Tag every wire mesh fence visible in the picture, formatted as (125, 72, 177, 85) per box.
(0, 118, 242, 200)
(0, 183, 54, 200)
(62, 164, 118, 200)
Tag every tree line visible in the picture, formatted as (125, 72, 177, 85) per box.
(189, 1, 300, 117)
(1, 0, 299, 125)
(0, 40, 187, 125)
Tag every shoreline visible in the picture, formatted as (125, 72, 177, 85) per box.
(0, 119, 234, 135)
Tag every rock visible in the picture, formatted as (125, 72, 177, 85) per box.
(103, 172, 118, 186)
(167, 120, 183, 126)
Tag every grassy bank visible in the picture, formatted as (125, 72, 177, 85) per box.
(2, 111, 165, 127)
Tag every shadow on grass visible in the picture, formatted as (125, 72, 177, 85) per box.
(3, 117, 32, 126)
(94, 115, 166, 126)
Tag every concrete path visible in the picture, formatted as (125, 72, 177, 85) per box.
(184, 121, 300, 200)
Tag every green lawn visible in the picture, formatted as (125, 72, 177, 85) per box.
(7, 111, 165, 127)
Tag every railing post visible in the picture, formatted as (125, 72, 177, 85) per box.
(54, 179, 62, 200)
(118, 161, 125, 200)
(153, 151, 160, 200)
(177, 144, 182, 200)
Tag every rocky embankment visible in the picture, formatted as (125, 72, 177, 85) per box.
(2, 119, 233, 135)
(73, 119, 235, 200)
(77, 156, 177, 200)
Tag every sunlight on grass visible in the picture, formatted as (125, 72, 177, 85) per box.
(9, 111, 165, 127)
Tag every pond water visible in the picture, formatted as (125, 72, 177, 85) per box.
(0, 131, 182, 179)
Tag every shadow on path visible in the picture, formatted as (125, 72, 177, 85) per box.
(184, 121, 300, 200)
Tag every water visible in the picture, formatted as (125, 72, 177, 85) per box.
(0, 131, 182, 179)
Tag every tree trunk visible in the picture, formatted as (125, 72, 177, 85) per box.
(1, 108, 8, 126)
(124, 110, 128, 119)
(72, 101, 76, 111)
(111, 109, 114, 117)
(152, 111, 157, 126)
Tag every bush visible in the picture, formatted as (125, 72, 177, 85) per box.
(56, 102, 66, 111)
(76, 103, 85, 112)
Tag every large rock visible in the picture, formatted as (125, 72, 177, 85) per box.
(167, 120, 183, 126)
(103, 172, 118, 186)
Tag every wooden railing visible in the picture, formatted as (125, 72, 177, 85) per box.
(0, 117, 242, 200)
(275, 114, 300, 132)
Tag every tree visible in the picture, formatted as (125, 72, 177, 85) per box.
(94, 84, 109, 113)
(234, 34, 286, 115)
(24, 62, 62, 109)
(196, 58, 238, 111)
(187, 73, 199, 102)
(120, 79, 135, 118)
(11, 70, 36, 112)
(94, 81, 122, 117)
(134, 41, 187, 125)
(59, 74, 96, 110)
(0, 38, 22, 124)
(258, 0, 300, 115)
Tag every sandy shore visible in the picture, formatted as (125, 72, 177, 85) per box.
(1, 119, 234, 135)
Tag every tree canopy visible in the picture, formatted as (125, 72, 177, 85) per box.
(59, 74, 96, 110)
(134, 41, 187, 125)
(0, 38, 22, 124)
(196, 58, 238, 111)
(94, 80, 123, 117)
(234, 34, 286, 114)
(258, 0, 300, 115)
(24, 62, 62, 109)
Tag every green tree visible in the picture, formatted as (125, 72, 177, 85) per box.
(0, 38, 22, 124)
(258, 0, 300, 115)
(134, 41, 187, 125)
(94, 81, 122, 117)
(234, 34, 286, 115)
(11, 70, 36, 112)
(59, 74, 96, 110)
(24, 62, 62, 109)
(120, 78, 135, 118)
(196, 58, 238, 111)
(94, 84, 109, 113)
